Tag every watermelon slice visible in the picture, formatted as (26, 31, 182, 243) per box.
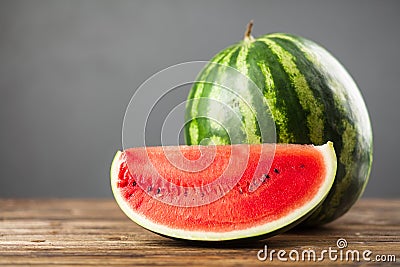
(111, 142, 336, 241)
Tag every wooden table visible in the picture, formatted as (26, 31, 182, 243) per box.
(0, 199, 399, 266)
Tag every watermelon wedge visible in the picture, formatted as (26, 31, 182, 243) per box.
(111, 142, 336, 241)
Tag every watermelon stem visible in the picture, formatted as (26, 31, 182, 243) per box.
(244, 20, 254, 41)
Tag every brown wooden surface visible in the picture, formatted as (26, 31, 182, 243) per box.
(0, 198, 399, 266)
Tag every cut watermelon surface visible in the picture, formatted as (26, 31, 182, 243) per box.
(111, 142, 336, 241)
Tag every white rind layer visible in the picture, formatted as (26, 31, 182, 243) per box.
(110, 142, 336, 241)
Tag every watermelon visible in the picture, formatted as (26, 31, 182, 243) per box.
(184, 22, 373, 225)
(111, 142, 336, 241)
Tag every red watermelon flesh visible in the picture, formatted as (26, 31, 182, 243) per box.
(111, 142, 336, 241)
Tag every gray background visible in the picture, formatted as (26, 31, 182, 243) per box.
(1, 0, 399, 198)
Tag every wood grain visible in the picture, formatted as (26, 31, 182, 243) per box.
(0, 199, 399, 266)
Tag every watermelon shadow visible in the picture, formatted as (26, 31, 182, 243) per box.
(157, 225, 337, 249)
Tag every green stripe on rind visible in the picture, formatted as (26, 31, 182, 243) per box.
(205, 47, 242, 135)
(249, 40, 306, 143)
(234, 42, 261, 144)
(257, 63, 295, 142)
(185, 45, 240, 145)
(246, 41, 294, 143)
(258, 37, 325, 145)
(202, 46, 245, 144)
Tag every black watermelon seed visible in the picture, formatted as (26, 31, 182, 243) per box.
(132, 181, 137, 186)
(147, 186, 152, 192)
(274, 168, 279, 174)
(156, 188, 161, 194)
(263, 174, 270, 181)
(239, 188, 243, 194)
(300, 164, 305, 168)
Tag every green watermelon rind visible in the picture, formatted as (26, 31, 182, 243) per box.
(184, 33, 373, 226)
(110, 142, 336, 241)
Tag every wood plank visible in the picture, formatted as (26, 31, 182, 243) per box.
(0, 199, 399, 266)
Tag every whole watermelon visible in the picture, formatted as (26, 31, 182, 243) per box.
(184, 22, 373, 226)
